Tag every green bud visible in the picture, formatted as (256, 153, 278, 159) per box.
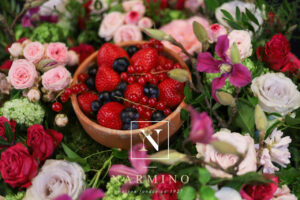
(150, 149, 191, 165)
(211, 140, 240, 156)
(143, 28, 175, 42)
(255, 105, 268, 132)
(231, 42, 241, 64)
(216, 91, 236, 107)
(37, 59, 58, 72)
(193, 21, 208, 43)
(167, 69, 189, 83)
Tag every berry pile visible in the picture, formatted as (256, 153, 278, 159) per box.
(76, 40, 185, 130)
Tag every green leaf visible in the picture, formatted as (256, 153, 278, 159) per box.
(233, 99, 255, 136)
(178, 186, 196, 200)
(224, 18, 243, 30)
(0, 136, 9, 146)
(184, 85, 193, 104)
(221, 9, 234, 21)
(247, 96, 258, 107)
(198, 168, 211, 185)
(62, 143, 82, 159)
(285, 111, 300, 126)
(62, 143, 90, 172)
(230, 42, 241, 64)
(112, 148, 128, 159)
(181, 109, 189, 121)
(200, 186, 217, 200)
(265, 120, 281, 138)
(192, 94, 205, 105)
(204, 0, 219, 12)
(235, 7, 241, 21)
(193, 21, 208, 42)
(246, 8, 259, 25)
(4, 122, 13, 143)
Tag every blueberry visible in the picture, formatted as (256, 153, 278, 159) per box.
(127, 45, 140, 57)
(85, 77, 95, 89)
(151, 110, 166, 122)
(91, 100, 102, 113)
(98, 91, 111, 104)
(88, 66, 98, 77)
(111, 90, 124, 102)
(116, 82, 127, 92)
(121, 108, 139, 124)
(143, 84, 160, 98)
(113, 57, 130, 73)
(123, 122, 139, 130)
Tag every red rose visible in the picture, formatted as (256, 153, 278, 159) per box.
(240, 174, 279, 200)
(70, 44, 95, 63)
(26, 124, 63, 162)
(257, 34, 291, 71)
(0, 143, 38, 188)
(0, 60, 13, 72)
(152, 173, 183, 200)
(281, 52, 300, 75)
(0, 116, 16, 149)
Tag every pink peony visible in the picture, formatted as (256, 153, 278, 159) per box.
(208, 24, 227, 43)
(160, 16, 210, 60)
(125, 11, 142, 25)
(23, 42, 45, 63)
(8, 59, 38, 89)
(42, 66, 71, 92)
(113, 25, 142, 43)
(98, 12, 125, 41)
(138, 17, 154, 29)
(46, 43, 68, 64)
(122, 0, 146, 15)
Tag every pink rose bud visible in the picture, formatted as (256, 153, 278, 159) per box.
(113, 25, 142, 43)
(209, 24, 227, 43)
(8, 59, 38, 89)
(42, 66, 72, 92)
(67, 50, 79, 66)
(55, 114, 68, 127)
(125, 11, 142, 25)
(8, 43, 23, 58)
(46, 42, 68, 64)
(138, 17, 154, 29)
(23, 42, 45, 63)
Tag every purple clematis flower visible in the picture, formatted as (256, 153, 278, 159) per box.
(55, 188, 105, 200)
(197, 35, 252, 102)
(109, 143, 151, 192)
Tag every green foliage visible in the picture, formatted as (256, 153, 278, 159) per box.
(200, 186, 217, 200)
(178, 186, 196, 200)
(198, 168, 211, 185)
(276, 168, 300, 197)
(4, 191, 25, 200)
(30, 23, 67, 43)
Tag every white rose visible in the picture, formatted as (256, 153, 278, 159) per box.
(215, 187, 242, 200)
(138, 17, 154, 29)
(196, 129, 257, 178)
(215, 1, 263, 33)
(251, 73, 300, 116)
(39, 0, 67, 16)
(226, 30, 252, 60)
(273, 185, 297, 200)
(24, 160, 85, 200)
(122, 0, 146, 15)
(8, 43, 23, 57)
(113, 24, 142, 43)
(67, 50, 79, 66)
(98, 12, 125, 41)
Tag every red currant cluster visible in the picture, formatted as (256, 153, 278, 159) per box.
(137, 38, 164, 52)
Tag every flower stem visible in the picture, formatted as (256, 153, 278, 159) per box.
(90, 154, 114, 188)
(84, 150, 112, 160)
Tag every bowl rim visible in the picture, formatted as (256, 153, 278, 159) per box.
(70, 41, 191, 136)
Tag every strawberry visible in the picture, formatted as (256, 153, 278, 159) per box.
(124, 83, 144, 101)
(95, 66, 121, 93)
(77, 92, 98, 115)
(158, 78, 184, 108)
(97, 43, 129, 68)
(131, 48, 158, 72)
(97, 102, 125, 129)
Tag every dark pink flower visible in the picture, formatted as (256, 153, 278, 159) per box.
(55, 188, 105, 200)
(197, 35, 252, 102)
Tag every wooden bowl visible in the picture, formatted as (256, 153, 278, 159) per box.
(71, 41, 190, 149)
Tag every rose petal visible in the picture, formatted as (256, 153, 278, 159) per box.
(197, 52, 222, 73)
(55, 194, 72, 200)
(79, 188, 105, 200)
(215, 35, 230, 62)
(129, 143, 150, 175)
(229, 64, 252, 87)
(212, 74, 228, 102)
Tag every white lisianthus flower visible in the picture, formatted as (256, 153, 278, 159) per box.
(226, 30, 252, 60)
(215, 0, 263, 32)
(259, 148, 279, 173)
(196, 129, 257, 178)
(24, 160, 85, 200)
(251, 73, 300, 116)
(215, 187, 242, 200)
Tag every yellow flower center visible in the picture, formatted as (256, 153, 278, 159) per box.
(220, 64, 232, 73)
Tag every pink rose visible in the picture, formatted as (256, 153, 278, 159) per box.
(42, 66, 71, 92)
(138, 17, 154, 29)
(184, 0, 205, 12)
(113, 25, 142, 43)
(98, 12, 125, 41)
(67, 50, 79, 66)
(8, 59, 38, 89)
(208, 24, 227, 43)
(196, 129, 257, 178)
(8, 43, 23, 58)
(122, 0, 146, 15)
(125, 11, 142, 25)
(23, 42, 45, 63)
(46, 43, 68, 64)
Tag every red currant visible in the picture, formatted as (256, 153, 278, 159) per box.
(128, 66, 135, 74)
(136, 66, 143, 73)
(156, 101, 166, 110)
(64, 88, 72, 96)
(164, 62, 173, 70)
(145, 73, 153, 81)
(150, 76, 158, 85)
(139, 121, 152, 128)
(52, 102, 63, 112)
(71, 85, 80, 94)
(158, 73, 168, 82)
(148, 98, 157, 107)
(79, 83, 88, 92)
(136, 105, 145, 114)
(173, 63, 182, 69)
(78, 73, 89, 82)
(164, 108, 172, 116)
(127, 76, 135, 84)
(143, 110, 152, 120)
(137, 77, 146, 86)
(129, 94, 139, 102)
(120, 72, 129, 81)
(140, 96, 148, 104)
(60, 94, 69, 103)
(156, 65, 163, 71)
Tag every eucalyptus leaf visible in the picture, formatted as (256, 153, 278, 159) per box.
(193, 21, 208, 43)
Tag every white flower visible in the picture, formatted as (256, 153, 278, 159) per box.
(55, 114, 68, 127)
(8, 43, 23, 57)
(184, 0, 204, 13)
(251, 73, 300, 116)
(138, 17, 154, 29)
(113, 24, 142, 43)
(215, 187, 242, 200)
(122, 0, 146, 15)
(27, 88, 41, 103)
(0, 73, 11, 95)
(67, 50, 79, 66)
(196, 129, 257, 178)
(226, 30, 252, 60)
(208, 24, 227, 43)
(265, 128, 291, 167)
(272, 185, 297, 200)
(259, 148, 279, 173)
(39, 0, 68, 16)
(98, 12, 125, 41)
(24, 160, 85, 200)
(215, 1, 263, 32)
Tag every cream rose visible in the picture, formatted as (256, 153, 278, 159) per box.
(24, 160, 85, 200)
(251, 73, 300, 116)
(23, 42, 45, 63)
(8, 59, 38, 89)
(67, 50, 79, 66)
(42, 66, 72, 92)
(98, 12, 125, 41)
(122, 0, 145, 15)
(196, 129, 257, 178)
(113, 25, 142, 43)
(226, 30, 252, 60)
(8, 43, 23, 57)
(138, 17, 154, 29)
